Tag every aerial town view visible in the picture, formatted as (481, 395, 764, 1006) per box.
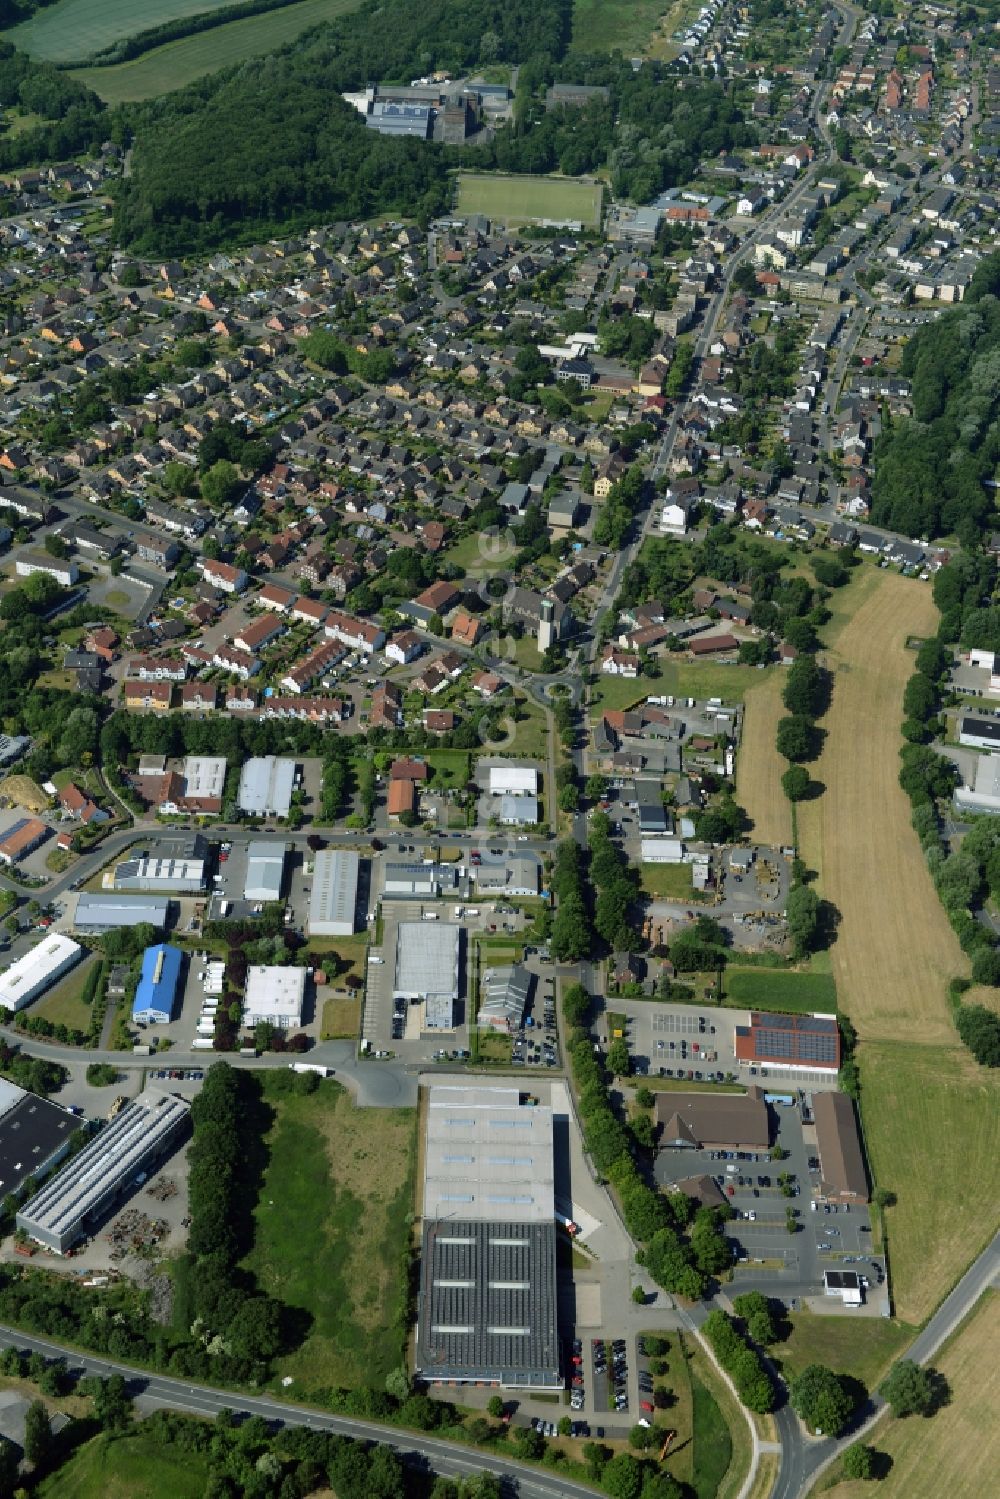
(0, 0, 995, 1493)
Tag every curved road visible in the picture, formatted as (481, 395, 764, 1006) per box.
(0, 1323, 598, 1499)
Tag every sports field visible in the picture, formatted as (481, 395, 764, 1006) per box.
(737, 671, 792, 847)
(796, 569, 1000, 1324)
(825, 1292, 1000, 1499)
(456, 172, 603, 229)
(71, 0, 364, 102)
(10, 0, 233, 64)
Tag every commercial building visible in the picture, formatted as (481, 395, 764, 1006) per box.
(813, 1089, 869, 1204)
(488, 766, 539, 796)
(16, 1090, 191, 1254)
(132, 944, 183, 1026)
(498, 795, 538, 827)
(367, 101, 432, 138)
(957, 713, 1000, 751)
(655, 1087, 771, 1150)
(0, 817, 50, 866)
(479, 964, 532, 1032)
(382, 861, 456, 901)
(0, 935, 83, 1015)
(640, 837, 685, 863)
(0, 1077, 77, 1202)
(416, 1086, 560, 1390)
(307, 849, 360, 936)
(954, 751, 1000, 816)
(74, 893, 171, 934)
(114, 832, 208, 894)
(394, 921, 461, 1028)
(244, 841, 286, 904)
(473, 855, 540, 898)
(237, 756, 296, 819)
(243, 965, 305, 1030)
(734, 1012, 841, 1074)
(823, 1269, 863, 1306)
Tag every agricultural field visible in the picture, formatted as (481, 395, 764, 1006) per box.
(455, 172, 603, 229)
(37, 1431, 210, 1498)
(737, 672, 792, 847)
(10, 0, 233, 64)
(722, 966, 837, 1015)
(797, 568, 1000, 1324)
(823, 1293, 1000, 1499)
(243, 1077, 416, 1389)
(71, 0, 364, 103)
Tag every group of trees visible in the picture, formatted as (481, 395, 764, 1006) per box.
(0, 41, 107, 170)
(594, 466, 646, 551)
(589, 811, 639, 951)
(550, 838, 593, 962)
(789, 1363, 858, 1436)
(702, 1309, 776, 1413)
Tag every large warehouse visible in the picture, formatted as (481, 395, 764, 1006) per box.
(243, 965, 305, 1030)
(244, 841, 286, 903)
(307, 849, 360, 936)
(0, 935, 82, 1015)
(74, 893, 171, 934)
(394, 922, 461, 1027)
(0, 1078, 77, 1202)
(238, 756, 296, 819)
(16, 1089, 191, 1253)
(132, 944, 183, 1026)
(488, 766, 538, 796)
(416, 1086, 561, 1391)
(114, 833, 208, 894)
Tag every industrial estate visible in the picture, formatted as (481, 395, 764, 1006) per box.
(0, 0, 995, 1495)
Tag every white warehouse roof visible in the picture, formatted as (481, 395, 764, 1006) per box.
(238, 756, 296, 818)
(423, 1085, 554, 1223)
(243, 965, 305, 1028)
(489, 766, 539, 796)
(0, 935, 83, 1013)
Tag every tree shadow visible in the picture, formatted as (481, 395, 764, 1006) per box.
(925, 1368, 951, 1415)
(799, 778, 827, 802)
(871, 1449, 894, 1481)
(815, 898, 841, 953)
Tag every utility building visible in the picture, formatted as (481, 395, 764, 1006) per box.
(16, 1090, 190, 1253)
(417, 1086, 561, 1391)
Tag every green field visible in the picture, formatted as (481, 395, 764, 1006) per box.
(591, 660, 768, 715)
(11, 0, 234, 63)
(456, 172, 603, 229)
(242, 1076, 416, 1390)
(572, 0, 670, 53)
(772, 1309, 913, 1392)
(71, 0, 364, 102)
(723, 966, 838, 1015)
(640, 861, 694, 899)
(37, 1432, 210, 1499)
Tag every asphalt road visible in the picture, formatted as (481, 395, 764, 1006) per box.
(0, 1324, 599, 1499)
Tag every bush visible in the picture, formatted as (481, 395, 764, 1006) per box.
(85, 1063, 119, 1087)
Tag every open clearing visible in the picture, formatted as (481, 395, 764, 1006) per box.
(797, 571, 964, 1045)
(11, 0, 233, 64)
(773, 1309, 913, 1390)
(572, 0, 671, 53)
(722, 966, 837, 1015)
(71, 0, 364, 102)
(737, 671, 791, 847)
(823, 1292, 1000, 1499)
(37, 1431, 210, 1498)
(456, 173, 603, 228)
(244, 1077, 415, 1389)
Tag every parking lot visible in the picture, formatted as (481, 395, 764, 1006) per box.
(655, 1097, 885, 1309)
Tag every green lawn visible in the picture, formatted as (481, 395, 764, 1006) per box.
(722, 967, 838, 1015)
(640, 862, 693, 899)
(772, 1311, 914, 1391)
(572, 0, 671, 53)
(12, 0, 234, 63)
(243, 1076, 416, 1390)
(691, 1365, 733, 1499)
(37, 1431, 210, 1499)
(31, 955, 99, 1034)
(71, 0, 364, 101)
(507, 699, 550, 761)
(456, 172, 603, 228)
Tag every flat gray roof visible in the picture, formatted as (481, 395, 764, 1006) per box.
(244, 841, 285, 902)
(423, 1085, 553, 1223)
(238, 756, 296, 817)
(308, 849, 360, 931)
(74, 893, 170, 929)
(394, 922, 461, 1001)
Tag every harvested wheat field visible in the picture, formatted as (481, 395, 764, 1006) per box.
(797, 571, 963, 1045)
(825, 1292, 1000, 1499)
(737, 672, 792, 847)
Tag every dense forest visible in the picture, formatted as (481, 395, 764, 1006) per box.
(0, 42, 108, 168)
(870, 252, 1000, 545)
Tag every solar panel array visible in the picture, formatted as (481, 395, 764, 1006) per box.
(750, 1012, 839, 1065)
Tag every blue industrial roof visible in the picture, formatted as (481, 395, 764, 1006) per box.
(132, 944, 182, 1020)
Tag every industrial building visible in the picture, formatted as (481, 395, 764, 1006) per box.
(16, 1090, 191, 1254)
(498, 795, 538, 827)
(308, 849, 359, 936)
(244, 841, 286, 904)
(382, 861, 456, 901)
(243, 965, 305, 1030)
(813, 1089, 869, 1204)
(0, 935, 83, 1014)
(416, 1086, 560, 1390)
(957, 713, 1000, 751)
(734, 1012, 841, 1074)
(238, 756, 296, 819)
(132, 944, 183, 1026)
(479, 964, 532, 1032)
(394, 922, 461, 1028)
(954, 752, 1000, 816)
(74, 893, 171, 934)
(0, 817, 50, 866)
(114, 832, 208, 894)
(366, 101, 431, 138)
(473, 855, 540, 898)
(655, 1087, 771, 1150)
(488, 766, 539, 796)
(0, 1078, 77, 1203)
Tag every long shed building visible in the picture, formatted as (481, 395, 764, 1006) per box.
(16, 1090, 190, 1253)
(307, 849, 360, 936)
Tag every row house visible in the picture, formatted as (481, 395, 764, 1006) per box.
(324, 609, 385, 654)
(280, 639, 346, 694)
(370, 681, 403, 728)
(234, 615, 285, 654)
(256, 695, 350, 724)
(212, 646, 260, 679)
(257, 583, 297, 613)
(123, 681, 172, 713)
(180, 683, 218, 712)
(128, 656, 187, 684)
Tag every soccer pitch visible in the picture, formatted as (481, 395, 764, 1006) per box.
(456, 172, 603, 228)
